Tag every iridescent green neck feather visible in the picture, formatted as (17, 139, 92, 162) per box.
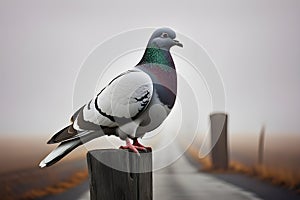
(137, 47, 175, 69)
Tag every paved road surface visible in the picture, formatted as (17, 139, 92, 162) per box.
(40, 155, 300, 200)
(78, 156, 262, 200)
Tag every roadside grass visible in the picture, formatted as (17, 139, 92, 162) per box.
(1, 159, 88, 200)
(21, 169, 88, 199)
(187, 145, 300, 193)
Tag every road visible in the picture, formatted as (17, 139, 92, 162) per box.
(39, 154, 300, 200)
(77, 156, 262, 200)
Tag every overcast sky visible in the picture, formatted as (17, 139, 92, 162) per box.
(1, 0, 300, 139)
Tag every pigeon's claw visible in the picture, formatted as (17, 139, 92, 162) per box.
(120, 139, 141, 155)
(133, 138, 152, 151)
(119, 138, 152, 155)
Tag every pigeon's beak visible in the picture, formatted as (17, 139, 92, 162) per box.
(173, 39, 183, 47)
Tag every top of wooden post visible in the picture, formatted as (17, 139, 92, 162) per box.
(87, 149, 152, 173)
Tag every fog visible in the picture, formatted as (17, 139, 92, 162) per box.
(1, 0, 299, 138)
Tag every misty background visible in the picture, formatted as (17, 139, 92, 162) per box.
(1, 0, 300, 172)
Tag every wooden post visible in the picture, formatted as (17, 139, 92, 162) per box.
(87, 149, 152, 200)
(210, 113, 229, 170)
(258, 125, 265, 165)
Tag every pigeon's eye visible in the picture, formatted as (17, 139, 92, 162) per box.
(161, 33, 168, 38)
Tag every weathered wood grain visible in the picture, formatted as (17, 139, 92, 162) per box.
(87, 149, 152, 200)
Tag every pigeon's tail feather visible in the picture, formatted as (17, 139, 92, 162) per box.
(47, 125, 78, 144)
(39, 138, 82, 168)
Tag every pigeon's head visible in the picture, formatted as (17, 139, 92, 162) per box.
(147, 27, 183, 50)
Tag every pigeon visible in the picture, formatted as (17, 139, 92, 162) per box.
(39, 27, 183, 168)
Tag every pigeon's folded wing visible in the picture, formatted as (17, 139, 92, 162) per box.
(48, 69, 153, 144)
(97, 69, 153, 120)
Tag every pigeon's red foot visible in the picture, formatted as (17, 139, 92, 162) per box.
(119, 139, 151, 155)
(133, 139, 152, 151)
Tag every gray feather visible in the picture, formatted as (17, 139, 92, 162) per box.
(39, 139, 81, 168)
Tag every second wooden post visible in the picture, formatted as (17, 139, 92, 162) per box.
(210, 113, 229, 170)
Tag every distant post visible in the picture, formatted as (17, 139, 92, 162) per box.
(210, 113, 229, 170)
(258, 125, 265, 165)
(87, 149, 152, 200)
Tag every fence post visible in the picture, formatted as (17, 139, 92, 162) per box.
(210, 113, 229, 170)
(258, 125, 265, 165)
(87, 149, 152, 200)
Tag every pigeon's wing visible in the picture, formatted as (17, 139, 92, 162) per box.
(82, 69, 154, 127)
(48, 69, 153, 144)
